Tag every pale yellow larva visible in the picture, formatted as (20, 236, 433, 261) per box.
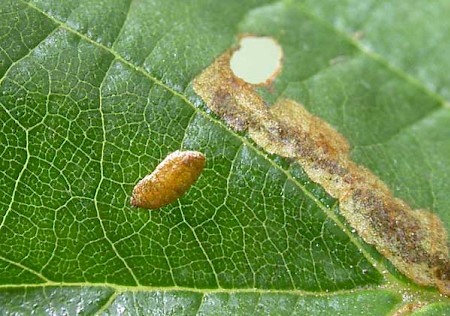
(130, 150, 206, 209)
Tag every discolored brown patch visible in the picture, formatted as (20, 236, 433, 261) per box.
(193, 49, 450, 295)
(392, 302, 427, 316)
(130, 151, 206, 210)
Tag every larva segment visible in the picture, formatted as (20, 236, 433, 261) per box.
(130, 151, 206, 210)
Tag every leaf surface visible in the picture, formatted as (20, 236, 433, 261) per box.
(1, 0, 449, 314)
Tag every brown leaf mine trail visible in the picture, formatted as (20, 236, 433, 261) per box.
(193, 49, 450, 295)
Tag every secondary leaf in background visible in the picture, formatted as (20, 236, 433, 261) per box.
(1, 0, 449, 314)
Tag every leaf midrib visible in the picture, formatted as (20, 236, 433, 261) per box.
(0, 281, 405, 296)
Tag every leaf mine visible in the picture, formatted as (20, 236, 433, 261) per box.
(130, 151, 206, 210)
(193, 46, 450, 295)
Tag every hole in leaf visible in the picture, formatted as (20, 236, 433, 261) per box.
(230, 36, 283, 85)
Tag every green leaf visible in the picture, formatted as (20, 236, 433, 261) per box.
(1, 0, 449, 314)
